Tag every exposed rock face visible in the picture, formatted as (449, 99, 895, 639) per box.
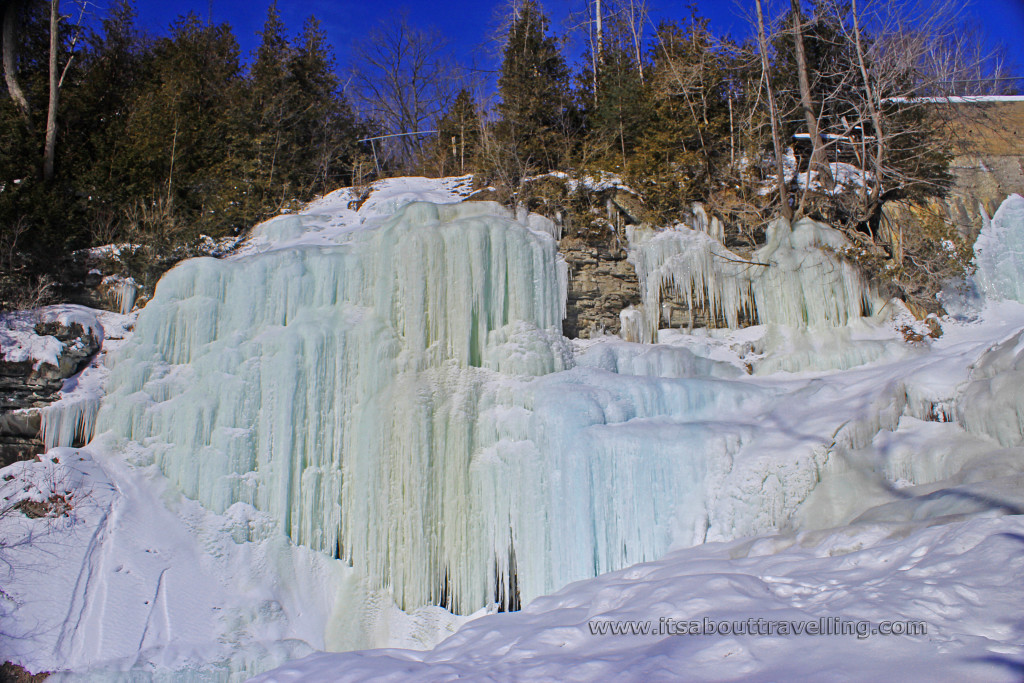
(0, 319, 99, 465)
(560, 231, 641, 338)
(489, 173, 645, 339)
(0, 661, 49, 683)
(934, 100, 1024, 235)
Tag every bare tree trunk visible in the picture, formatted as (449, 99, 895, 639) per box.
(2, 0, 30, 122)
(167, 113, 178, 204)
(624, 0, 647, 83)
(790, 0, 833, 200)
(851, 0, 884, 212)
(755, 0, 792, 220)
(43, 0, 59, 182)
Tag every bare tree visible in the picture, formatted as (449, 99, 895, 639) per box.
(1, 0, 30, 122)
(622, 0, 648, 83)
(43, 0, 58, 182)
(350, 15, 459, 173)
(790, 0, 834, 203)
(754, 0, 792, 220)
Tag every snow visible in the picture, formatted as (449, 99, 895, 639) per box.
(883, 95, 1024, 103)
(253, 514, 1024, 683)
(3, 179, 1024, 681)
(0, 305, 100, 369)
(525, 170, 639, 195)
(39, 310, 132, 451)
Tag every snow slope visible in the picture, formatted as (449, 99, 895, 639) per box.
(2, 178, 1024, 681)
(255, 514, 1024, 683)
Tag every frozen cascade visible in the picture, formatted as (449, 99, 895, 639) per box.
(974, 193, 1024, 303)
(625, 213, 879, 341)
(98, 199, 775, 617)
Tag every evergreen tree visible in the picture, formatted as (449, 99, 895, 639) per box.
(247, 1, 295, 210)
(627, 18, 731, 221)
(122, 13, 246, 235)
(63, 0, 149, 213)
(431, 88, 479, 176)
(289, 15, 360, 195)
(491, 0, 574, 181)
(579, 10, 649, 171)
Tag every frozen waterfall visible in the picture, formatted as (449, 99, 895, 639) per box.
(94, 195, 886, 619)
(624, 212, 878, 341)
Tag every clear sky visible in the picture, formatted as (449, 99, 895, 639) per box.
(122, 0, 1024, 84)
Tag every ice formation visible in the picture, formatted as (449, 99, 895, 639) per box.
(97, 195, 828, 617)
(624, 211, 878, 342)
(11, 182, 1024, 680)
(98, 200, 577, 614)
(974, 193, 1024, 303)
(91, 186, 926, 622)
(115, 277, 139, 315)
(40, 395, 100, 450)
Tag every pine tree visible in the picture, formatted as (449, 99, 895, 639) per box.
(122, 13, 246, 235)
(627, 18, 731, 221)
(63, 0, 149, 211)
(431, 88, 479, 176)
(491, 0, 574, 181)
(579, 10, 649, 171)
(247, 1, 294, 210)
(289, 15, 359, 196)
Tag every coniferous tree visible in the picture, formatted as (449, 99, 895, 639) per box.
(489, 0, 574, 182)
(627, 18, 731, 221)
(247, 1, 293, 210)
(289, 15, 351, 195)
(579, 9, 649, 171)
(63, 0, 149, 212)
(430, 88, 479, 176)
(122, 13, 246, 235)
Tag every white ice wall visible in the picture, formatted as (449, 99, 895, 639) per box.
(975, 194, 1024, 303)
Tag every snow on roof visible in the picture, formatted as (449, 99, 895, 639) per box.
(883, 95, 1024, 104)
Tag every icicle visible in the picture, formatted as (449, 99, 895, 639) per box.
(973, 193, 1024, 303)
(98, 196, 879, 620)
(40, 394, 101, 450)
(619, 305, 654, 344)
(98, 200, 576, 615)
(626, 214, 878, 337)
(114, 277, 139, 315)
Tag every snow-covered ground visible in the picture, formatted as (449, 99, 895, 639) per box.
(0, 305, 101, 368)
(2, 179, 1023, 682)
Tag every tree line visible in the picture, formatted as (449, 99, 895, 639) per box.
(0, 0, 1017, 310)
(0, 0, 364, 293)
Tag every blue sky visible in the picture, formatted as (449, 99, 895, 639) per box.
(125, 0, 1024, 82)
